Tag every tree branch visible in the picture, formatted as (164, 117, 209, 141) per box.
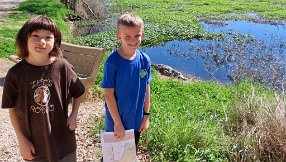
(80, 0, 97, 18)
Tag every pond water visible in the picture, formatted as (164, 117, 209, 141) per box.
(141, 20, 286, 86)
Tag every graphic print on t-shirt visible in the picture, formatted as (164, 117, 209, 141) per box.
(140, 69, 147, 79)
(30, 79, 54, 114)
(34, 86, 50, 106)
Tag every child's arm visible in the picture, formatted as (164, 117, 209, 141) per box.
(104, 88, 125, 139)
(140, 84, 151, 132)
(67, 96, 82, 131)
(9, 108, 35, 160)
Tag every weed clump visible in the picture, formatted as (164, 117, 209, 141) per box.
(226, 83, 286, 161)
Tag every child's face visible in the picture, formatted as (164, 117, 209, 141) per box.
(27, 29, 55, 57)
(116, 25, 144, 51)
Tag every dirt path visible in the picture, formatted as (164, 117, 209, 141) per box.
(0, 59, 21, 161)
(0, 0, 25, 22)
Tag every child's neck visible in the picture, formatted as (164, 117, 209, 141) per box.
(118, 47, 137, 60)
(25, 55, 56, 66)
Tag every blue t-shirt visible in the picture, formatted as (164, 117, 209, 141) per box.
(101, 49, 152, 132)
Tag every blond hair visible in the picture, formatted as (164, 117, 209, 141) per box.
(117, 13, 144, 32)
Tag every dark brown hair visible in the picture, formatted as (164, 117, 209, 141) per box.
(117, 13, 144, 32)
(16, 15, 62, 59)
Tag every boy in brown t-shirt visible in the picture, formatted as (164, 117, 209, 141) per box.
(1, 15, 85, 162)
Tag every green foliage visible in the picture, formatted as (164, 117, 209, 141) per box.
(18, 0, 69, 20)
(107, 0, 286, 21)
(90, 52, 110, 98)
(72, 0, 286, 52)
(138, 78, 234, 161)
(18, 0, 70, 34)
(0, 39, 16, 58)
(0, 12, 29, 58)
(69, 22, 206, 51)
(91, 116, 105, 139)
(68, 30, 119, 51)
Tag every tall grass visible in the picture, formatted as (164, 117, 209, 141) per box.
(226, 82, 286, 161)
(91, 74, 286, 161)
(141, 75, 233, 161)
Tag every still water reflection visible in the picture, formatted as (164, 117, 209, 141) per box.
(141, 20, 286, 86)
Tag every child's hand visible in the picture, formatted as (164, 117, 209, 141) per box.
(140, 115, 150, 132)
(19, 138, 35, 160)
(114, 123, 125, 139)
(67, 113, 77, 131)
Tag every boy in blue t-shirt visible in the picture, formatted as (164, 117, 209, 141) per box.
(101, 13, 152, 151)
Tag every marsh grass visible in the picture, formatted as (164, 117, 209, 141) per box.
(226, 82, 286, 161)
(91, 0, 286, 49)
(106, 0, 286, 21)
(69, 21, 206, 52)
(91, 74, 286, 161)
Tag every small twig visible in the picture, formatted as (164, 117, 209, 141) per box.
(80, 0, 97, 18)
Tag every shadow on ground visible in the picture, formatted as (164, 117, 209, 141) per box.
(0, 77, 5, 87)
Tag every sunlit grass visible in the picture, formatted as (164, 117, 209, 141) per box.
(0, 0, 70, 58)
(107, 0, 286, 21)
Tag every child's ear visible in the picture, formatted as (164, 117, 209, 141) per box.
(142, 31, 145, 37)
(116, 33, 121, 40)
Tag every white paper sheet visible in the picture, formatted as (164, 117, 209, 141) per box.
(100, 129, 137, 162)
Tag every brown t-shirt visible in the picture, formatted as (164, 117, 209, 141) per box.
(1, 57, 85, 161)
